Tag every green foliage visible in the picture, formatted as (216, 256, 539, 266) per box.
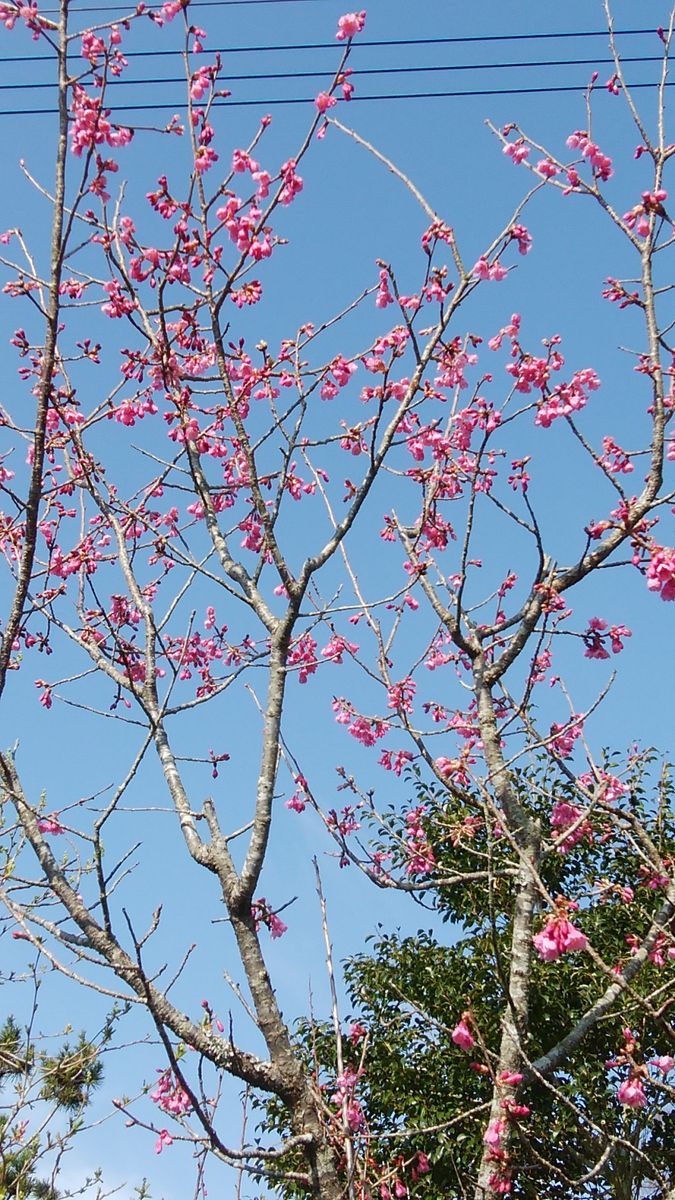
(259, 758, 675, 1199)
(0, 1017, 33, 1080)
(0, 1114, 45, 1200)
(38, 1034, 103, 1112)
(0, 1017, 104, 1200)
(343, 926, 674, 1199)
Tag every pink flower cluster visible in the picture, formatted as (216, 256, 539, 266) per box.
(375, 269, 394, 308)
(0, 0, 47, 37)
(336, 10, 366, 40)
(70, 86, 133, 157)
(327, 804, 361, 839)
(314, 91, 337, 114)
(566, 129, 613, 180)
(37, 814, 64, 835)
(548, 717, 583, 758)
(288, 633, 318, 683)
(331, 1065, 364, 1131)
(404, 805, 436, 875)
(101, 279, 137, 319)
(600, 436, 633, 475)
(251, 897, 287, 938)
(473, 256, 508, 283)
(151, 1068, 192, 1117)
(550, 800, 593, 853)
(533, 909, 588, 961)
(507, 352, 562, 393)
(378, 748, 413, 776)
(451, 1014, 475, 1050)
(582, 616, 631, 659)
(607, 1031, 675, 1108)
(387, 676, 416, 713)
(577, 770, 627, 804)
(646, 545, 675, 601)
(623, 189, 668, 237)
(286, 773, 311, 813)
(535, 368, 601, 428)
(321, 634, 359, 664)
(155, 1128, 173, 1154)
(503, 139, 529, 165)
(617, 1075, 647, 1108)
(482, 1077, 530, 1196)
(333, 698, 389, 746)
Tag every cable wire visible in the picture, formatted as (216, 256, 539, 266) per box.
(0, 55, 664, 91)
(0, 28, 660, 66)
(0, 79, 668, 117)
(41, 0, 335, 8)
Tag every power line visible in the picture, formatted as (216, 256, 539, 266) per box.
(42, 0, 334, 8)
(0, 55, 663, 93)
(42, 0, 334, 7)
(0, 79, 668, 117)
(0, 28, 659, 66)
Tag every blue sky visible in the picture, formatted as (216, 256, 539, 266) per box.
(1, 1, 674, 1196)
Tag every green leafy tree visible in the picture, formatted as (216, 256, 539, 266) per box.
(261, 758, 675, 1200)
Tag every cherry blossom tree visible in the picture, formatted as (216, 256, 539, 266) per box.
(0, 1, 674, 1197)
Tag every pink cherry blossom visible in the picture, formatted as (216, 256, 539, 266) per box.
(650, 1056, 674, 1075)
(548, 718, 583, 758)
(534, 915, 588, 961)
(375, 269, 394, 307)
(577, 770, 627, 803)
(387, 676, 416, 713)
(315, 92, 337, 114)
(152, 1068, 192, 1116)
(483, 1118, 506, 1150)
(378, 748, 413, 776)
(510, 223, 532, 255)
(498, 1071, 524, 1086)
(535, 368, 600, 428)
(616, 1076, 647, 1108)
(451, 1016, 475, 1050)
(550, 800, 593, 853)
(473, 256, 508, 282)
(336, 11, 366, 40)
(646, 545, 675, 600)
(251, 898, 287, 938)
(37, 815, 64, 835)
(537, 158, 559, 178)
(503, 140, 529, 165)
(566, 130, 613, 180)
(279, 159, 303, 205)
(155, 1129, 173, 1153)
(601, 436, 633, 474)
